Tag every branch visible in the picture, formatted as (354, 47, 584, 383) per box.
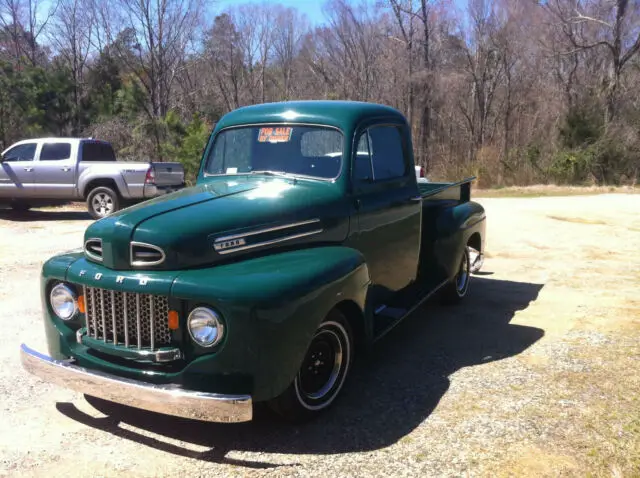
(569, 10, 612, 29)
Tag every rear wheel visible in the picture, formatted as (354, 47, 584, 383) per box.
(87, 186, 120, 219)
(441, 246, 471, 304)
(268, 309, 353, 422)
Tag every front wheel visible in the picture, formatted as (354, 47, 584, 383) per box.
(10, 201, 31, 212)
(87, 186, 120, 219)
(268, 309, 353, 422)
(441, 246, 471, 304)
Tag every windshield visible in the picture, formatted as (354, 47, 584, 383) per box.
(204, 125, 343, 179)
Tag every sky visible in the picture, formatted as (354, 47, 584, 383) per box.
(215, 0, 468, 25)
(215, 0, 351, 24)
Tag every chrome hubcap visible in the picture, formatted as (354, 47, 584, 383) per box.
(456, 252, 469, 293)
(92, 193, 113, 216)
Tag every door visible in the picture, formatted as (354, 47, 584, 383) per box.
(349, 124, 422, 299)
(35, 141, 76, 198)
(0, 142, 38, 198)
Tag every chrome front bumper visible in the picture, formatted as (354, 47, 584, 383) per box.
(20, 344, 252, 423)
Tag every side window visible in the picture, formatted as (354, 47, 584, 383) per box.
(2, 143, 37, 162)
(368, 126, 406, 180)
(81, 142, 116, 161)
(353, 132, 373, 181)
(40, 143, 71, 161)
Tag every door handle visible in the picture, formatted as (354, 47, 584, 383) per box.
(23, 167, 33, 172)
(61, 167, 71, 172)
(410, 196, 422, 202)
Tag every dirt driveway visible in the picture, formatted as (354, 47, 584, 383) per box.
(1, 194, 638, 477)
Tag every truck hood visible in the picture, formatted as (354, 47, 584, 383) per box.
(83, 176, 349, 270)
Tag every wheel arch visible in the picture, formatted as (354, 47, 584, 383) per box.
(467, 231, 482, 251)
(334, 299, 369, 355)
(83, 178, 121, 199)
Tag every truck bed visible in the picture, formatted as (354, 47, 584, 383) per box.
(418, 177, 475, 203)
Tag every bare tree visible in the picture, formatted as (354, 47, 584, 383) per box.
(0, 0, 57, 66)
(114, 0, 203, 119)
(49, 0, 94, 132)
(388, 0, 437, 169)
(542, 0, 640, 123)
(272, 6, 308, 99)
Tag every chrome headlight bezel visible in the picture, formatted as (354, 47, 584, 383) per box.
(50, 283, 78, 321)
(187, 306, 224, 347)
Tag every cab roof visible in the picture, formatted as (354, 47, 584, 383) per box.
(215, 100, 407, 132)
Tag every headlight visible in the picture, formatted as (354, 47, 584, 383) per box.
(187, 307, 224, 347)
(50, 283, 78, 321)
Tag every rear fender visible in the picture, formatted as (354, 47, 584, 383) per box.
(435, 201, 486, 281)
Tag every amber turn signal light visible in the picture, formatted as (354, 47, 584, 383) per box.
(168, 310, 179, 330)
(78, 295, 86, 314)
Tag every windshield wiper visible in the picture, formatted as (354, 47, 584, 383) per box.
(249, 170, 290, 177)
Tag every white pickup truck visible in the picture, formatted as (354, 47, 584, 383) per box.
(0, 138, 184, 218)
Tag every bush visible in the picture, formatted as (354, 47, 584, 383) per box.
(161, 114, 211, 184)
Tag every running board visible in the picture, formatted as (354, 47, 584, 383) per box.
(372, 279, 448, 342)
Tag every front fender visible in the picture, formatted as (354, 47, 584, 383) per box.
(173, 246, 370, 401)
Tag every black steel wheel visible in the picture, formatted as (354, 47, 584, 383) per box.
(268, 309, 353, 422)
(10, 201, 31, 212)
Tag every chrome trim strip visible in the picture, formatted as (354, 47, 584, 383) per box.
(136, 294, 141, 349)
(216, 228, 323, 255)
(130, 241, 166, 267)
(215, 218, 321, 243)
(149, 295, 155, 351)
(83, 286, 90, 337)
(123, 292, 129, 347)
(20, 344, 252, 423)
(100, 289, 106, 343)
(110, 290, 117, 345)
(78, 331, 181, 362)
(91, 288, 97, 338)
(84, 238, 103, 262)
(137, 347, 182, 362)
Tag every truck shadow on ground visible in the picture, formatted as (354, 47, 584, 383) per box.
(56, 276, 544, 469)
(0, 208, 91, 221)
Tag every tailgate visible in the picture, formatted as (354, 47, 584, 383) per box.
(151, 162, 185, 186)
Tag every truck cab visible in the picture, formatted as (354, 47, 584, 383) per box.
(21, 101, 485, 423)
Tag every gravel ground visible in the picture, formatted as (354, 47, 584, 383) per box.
(1, 194, 639, 477)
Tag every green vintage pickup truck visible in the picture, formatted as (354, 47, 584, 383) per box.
(21, 101, 486, 423)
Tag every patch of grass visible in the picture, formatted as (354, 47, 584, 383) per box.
(474, 185, 640, 198)
(547, 215, 607, 225)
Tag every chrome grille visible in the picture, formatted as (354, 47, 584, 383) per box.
(84, 286, 171, 350)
